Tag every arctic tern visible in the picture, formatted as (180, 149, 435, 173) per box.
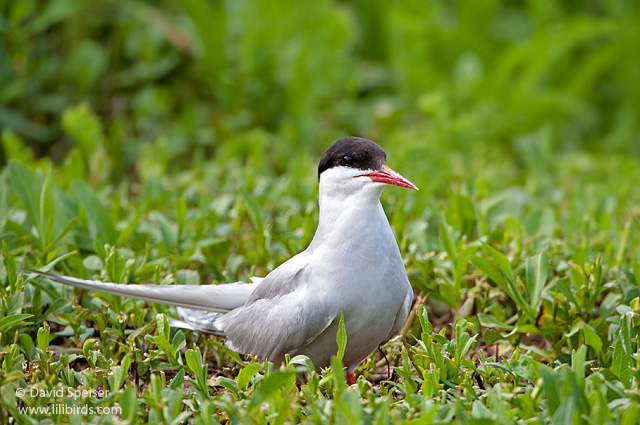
(28, 136, 417, 385)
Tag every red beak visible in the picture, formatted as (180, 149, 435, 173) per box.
(357, 165, 418, 190)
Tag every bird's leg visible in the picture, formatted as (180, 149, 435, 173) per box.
(347, 365, 356, 385)
(377, 346, 390, 380)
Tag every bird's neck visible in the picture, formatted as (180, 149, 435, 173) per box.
(309, 183, 388, 251)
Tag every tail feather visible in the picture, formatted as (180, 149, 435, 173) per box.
(25, 269, 255, 313)
(170, 307, 226, 337)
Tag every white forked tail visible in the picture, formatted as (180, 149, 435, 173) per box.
(25, 269, 256, 313)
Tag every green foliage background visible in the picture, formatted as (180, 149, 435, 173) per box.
(2, 0, 640, 423)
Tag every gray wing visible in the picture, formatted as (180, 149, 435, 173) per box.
(216, 252, 337, 362)
(382, 289, 414, 343)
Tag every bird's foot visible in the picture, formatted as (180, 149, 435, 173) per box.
(347, 372, 356, 386)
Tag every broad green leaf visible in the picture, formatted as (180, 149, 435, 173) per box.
(9, 161, 43, 231)
(472, 255, 508, 292)
(151, 211, 178, 253)
(0, 313, 33, 332)
(19, 334, 37, 361)
(109, 354, 132, 391)
(483, 329, 502, 345)
(82, 338, 97, 359)
(116, 212, 141, 246)
(482, 242, 514, 282)
(622, 405, 640, 425)
(216, 377, 239, 398)
(330, 355, 347, 396)
(171, 330, 186, 353)
(37, 322, 50, 352)
(526, 250, 548, 309)
(477, 313, 514, 331)
(237, 363, 263, 392)
(71, 180, 118, 245)
(439, 213, 458, 263)
(247, 370, 297, 411)
(582, 324, 602, 354)
(541, 366, 561, 415)
(572, 346, 587, 384)
(156, 313, 171, 341)
(611, 315, 633, 388)
(337, 388, 365, 425)
(170, 370, 185, 390)
(120, 387, 138, 422)
(239, 189, 264, 230)
(472, 253, 534, 319)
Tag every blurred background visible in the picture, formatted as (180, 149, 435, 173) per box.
(3, 0, 639, 167)
(2, 0, 640, 295)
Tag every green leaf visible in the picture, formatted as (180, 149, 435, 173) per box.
(572, 346, 587, 384)
(185, 347, 209, 399)
(482, 243, 514, 282)
(171, 330, 186, 353)
(9, 161, 43, 237)
(120, 387, 138, 422)
(37, 322, 50, 352)
(19, 334, 37, 361)
(473, 244, 535, 319)
(337, 388, 365, 425)
(336, 312, 347, 362)
(556, 278, 580, 307)
(526, 250, 548, 309)
(541, 366, 561, 415)
(170, 369, 185, 390)
(185, 348, 202, 375)
(477, 313, 514, 330)
(611, 316, 633, 388)
(38, 169, 54, 251)
(109, 354, 131, 391)
(0, 313, 33, 332)
(582, 324, 602, 355)
(82, 338, 97, 358)
(104, 246, 130, 283)
(2, 242, 17, 291)
(151, 211, 178, 253)
(156, 313, 171, 341)
(439, 213, 458, 263)
(71, 180, 118, 245)
(116, 212, 141, 246)
(239, 189, 264, 230)
(62, 103, 105, 158)
(237, 363, 263, 392)
(248, 370, 297, 412)
(622, 405, 640, 425)
(483, 329, 502, 346)
(330, 355, 347, 396)
(216, 377, 239, 398)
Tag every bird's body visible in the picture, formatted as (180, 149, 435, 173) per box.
(29, 137, 416, 383)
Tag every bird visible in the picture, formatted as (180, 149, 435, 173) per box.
(27, 136, 417, 385)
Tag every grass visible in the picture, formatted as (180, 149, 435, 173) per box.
(2, 0, 640, 423)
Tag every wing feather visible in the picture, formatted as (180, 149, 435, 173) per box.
(218, 252, 337, 362)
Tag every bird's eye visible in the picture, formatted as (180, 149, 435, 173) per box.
(341, 155, 354, 166)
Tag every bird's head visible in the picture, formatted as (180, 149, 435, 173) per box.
(318, 137, 418, 197)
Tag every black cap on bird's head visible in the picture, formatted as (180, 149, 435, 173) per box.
(318, 137, 386, 179)
(318, 137, 418, 190)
